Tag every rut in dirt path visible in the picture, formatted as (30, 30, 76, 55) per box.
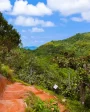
(0, 82, 66, 112)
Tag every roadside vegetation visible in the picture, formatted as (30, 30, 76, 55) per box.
(25, 92, 59, 112)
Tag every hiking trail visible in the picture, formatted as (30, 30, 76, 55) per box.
(0, 78, 66, 112)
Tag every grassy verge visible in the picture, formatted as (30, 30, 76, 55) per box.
(25, 92, 60, 112)
(12, 78, 30, 86)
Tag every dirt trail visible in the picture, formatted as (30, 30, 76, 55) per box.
(0, 75, 10, 94)
(0, 82, 66, 112)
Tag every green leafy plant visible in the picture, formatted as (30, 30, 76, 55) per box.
(0, 64, 14, 79)
(25, 92, 59, 112)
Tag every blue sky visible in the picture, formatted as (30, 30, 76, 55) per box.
(1, 0, 90, 47)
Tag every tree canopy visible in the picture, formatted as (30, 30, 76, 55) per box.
(0, 12, 21, 52)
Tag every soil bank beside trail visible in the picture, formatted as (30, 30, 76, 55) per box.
(0, 82, 66, 112)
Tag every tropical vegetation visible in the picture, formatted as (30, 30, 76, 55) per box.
(0, 12, 90, 111)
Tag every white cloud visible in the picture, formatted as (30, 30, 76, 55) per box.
(22, 28, 44, 33)
(11, 0, 52, 16)
(47, 0, 90, 22)
(0, 0, 12, 12)
(13, 16, 55, 27)
(82, 11, 90, 22)
(71, 12, 90, 22)
(71, 17, 83, 22)
(31, 27, 44, 33)
(47, 0, 90, 16)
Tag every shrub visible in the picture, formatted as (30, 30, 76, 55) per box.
(25, 92, 59, 112)
(0, 64, 14, 79)
(85, 95, 90, 109)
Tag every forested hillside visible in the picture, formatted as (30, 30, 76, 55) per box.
(0, 12, 90, 112)
(34, 32, 90, 110)
(36, 32, 90, 56)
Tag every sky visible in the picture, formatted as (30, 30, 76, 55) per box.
(0, 0, 90, 47)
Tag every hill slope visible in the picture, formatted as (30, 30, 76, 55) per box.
(35, 32, 90, 57)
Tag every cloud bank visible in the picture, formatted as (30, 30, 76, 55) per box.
(0, 0, 12, 12)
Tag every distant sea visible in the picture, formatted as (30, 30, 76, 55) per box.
(24, 46, 37, 50)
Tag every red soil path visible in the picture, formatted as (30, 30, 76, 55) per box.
(0, 81, 66, 112)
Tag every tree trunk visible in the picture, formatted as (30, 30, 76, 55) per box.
(79, 82, 86, 105)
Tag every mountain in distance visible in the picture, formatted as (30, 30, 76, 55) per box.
(24, 46, 37, 50)
(36, 32, 90, 56)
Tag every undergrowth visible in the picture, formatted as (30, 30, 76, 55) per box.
(25, 92, 60, 112)
(66, 99, 90, 112)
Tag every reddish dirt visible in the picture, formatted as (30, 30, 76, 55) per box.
(0, 75, 11, 96)
(0, 81, 66, 112)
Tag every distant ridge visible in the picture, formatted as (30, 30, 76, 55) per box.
(35, 32, 90, 56)
(24, 46, 37, 50)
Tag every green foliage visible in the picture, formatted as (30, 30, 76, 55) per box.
(85, 95, 90, 109)
(0, 12, 21, 52)
(67, 99, 90, 112)
(35, 32, 90, 57)
(0, 64, 14, 79)
(25, 92, 59, 112)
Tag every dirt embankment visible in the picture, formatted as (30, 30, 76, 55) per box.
(0, 77, 66, 112)
(0, 75, 9, 94)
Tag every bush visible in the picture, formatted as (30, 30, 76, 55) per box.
(67, 99, 90, 112)
(85, 95, 90, 109)
(25, 92, 59, 112)
(0, 64, 14, 79)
